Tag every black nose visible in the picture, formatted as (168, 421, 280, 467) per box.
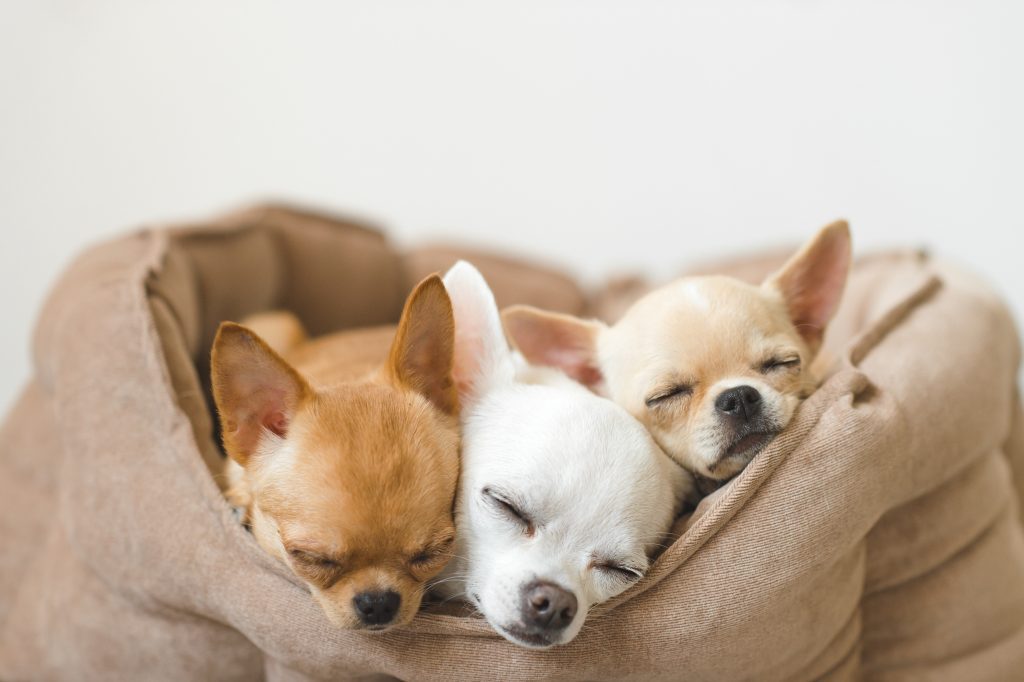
(353, 590, 401, 626)
(521, 581, 578, 631)
(715, 385, 762, 422)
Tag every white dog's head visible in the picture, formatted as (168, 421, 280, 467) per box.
(437, 262, 692, 649)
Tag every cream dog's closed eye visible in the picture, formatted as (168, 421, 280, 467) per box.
(502, 221, 851, 484)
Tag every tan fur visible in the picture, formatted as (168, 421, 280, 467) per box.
(242, 310, 309, 355)
(211, 275, 460, 631)
(504, 221, 851, 482)
(596, 275, 817, 479)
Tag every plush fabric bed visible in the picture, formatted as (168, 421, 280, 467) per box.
(1, 205, 1022, 681)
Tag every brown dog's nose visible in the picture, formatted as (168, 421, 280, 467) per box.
(521, 581, 577, 631)
(353, 590, 401, 626)
(715, 385, 762, 422)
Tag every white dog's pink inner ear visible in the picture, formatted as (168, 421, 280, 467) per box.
(452, 324, 491, 397)
(443, 261, 514, 404)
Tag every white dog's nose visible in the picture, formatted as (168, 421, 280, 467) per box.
(521, 581, 577, 631)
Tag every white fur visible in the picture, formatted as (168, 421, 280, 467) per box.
(228, 433, 296, 561)
(438, 261, 693, 649)
(679, 280, 711, 312)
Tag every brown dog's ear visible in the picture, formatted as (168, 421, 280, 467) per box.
(502, 306, 605, 388)
(211, 322, 311, 466)
(388, 274, 458, 416)
(763, 220, 851, 352)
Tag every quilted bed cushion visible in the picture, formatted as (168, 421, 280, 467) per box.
(1, 205, 1023, 681)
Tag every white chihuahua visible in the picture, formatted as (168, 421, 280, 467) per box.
(435, 262, 693, 649)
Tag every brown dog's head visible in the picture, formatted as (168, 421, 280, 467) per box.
(503, 221, 850, 482)
(211, 276, 459, 631)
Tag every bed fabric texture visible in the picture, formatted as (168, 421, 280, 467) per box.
(1, 205, 1023, 681)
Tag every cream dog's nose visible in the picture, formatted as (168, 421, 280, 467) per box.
(715, 385, 762, 422)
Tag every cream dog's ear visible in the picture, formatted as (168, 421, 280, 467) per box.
(211, 322, 311, 466)
(502, 306, 606, 388)
(763, 220, 851, 353)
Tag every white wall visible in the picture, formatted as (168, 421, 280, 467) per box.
(2, 1, 1022, 414)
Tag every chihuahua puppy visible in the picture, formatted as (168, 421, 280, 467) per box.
(503, 221, 851, 485)
(434, 262, 691, 649)
(211, 275, 460, 631)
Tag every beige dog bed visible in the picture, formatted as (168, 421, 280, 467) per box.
(2, 205, 1023, 681)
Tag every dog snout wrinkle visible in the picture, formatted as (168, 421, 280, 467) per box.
(521, 581, 577, 631)
(353, 590, 401, 626)
(715, 385, 762, 422)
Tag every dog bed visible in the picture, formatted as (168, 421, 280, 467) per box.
(1, 205, 1023, 681)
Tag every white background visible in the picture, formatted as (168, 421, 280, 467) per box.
(1, 1, 1022, 414)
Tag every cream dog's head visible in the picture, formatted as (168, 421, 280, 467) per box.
(503, 221, 851, 482)
(435, 261, 690, 649)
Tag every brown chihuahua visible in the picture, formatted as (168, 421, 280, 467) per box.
(211, 275, 460, 631)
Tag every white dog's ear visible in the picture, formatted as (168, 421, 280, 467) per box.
(442, 261, 516, 406)
(763, 220, 851, 353)
(502, 306, 606, 388)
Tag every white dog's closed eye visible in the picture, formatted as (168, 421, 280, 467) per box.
(436, 261, 692, 649)
(481, 486, 535, 535)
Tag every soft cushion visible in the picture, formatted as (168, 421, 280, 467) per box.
(1, 205, 1022, 681)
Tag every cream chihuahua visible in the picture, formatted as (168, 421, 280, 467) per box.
(503, 221, 851, 486)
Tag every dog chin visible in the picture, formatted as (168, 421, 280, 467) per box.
(706, 428, 780, 481)
(725, 430, 776, 459)
(477, 591, 577, 649)
(494, 622, 562, 649)
(319, 611, 382, 633)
